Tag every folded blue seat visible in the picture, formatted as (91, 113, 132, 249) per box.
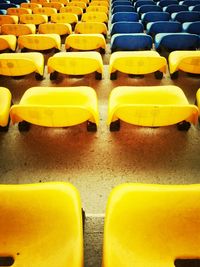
(171, 11, 200, 23)
(110, 21, 144, 36)
(0, 9, 6, 14)
(183, 21, 200, 35)
(112, 1, 132, 8)
(147, 21, 182, 35)
(189, 4, 200, 11)
(111, 12, 139, 23)
(163, 4, 188, 13)
(141, 11, 170, 25)
(0, 3, 18, 8)
(155, 32, 200, 50)
(180, 0, 200, 6)
(158, 0, 178, 7)
(111, 33, 153, 52)
(135, 0, 156, 9)
(112, 5, 135, 13)
(138, 5, 162, 14)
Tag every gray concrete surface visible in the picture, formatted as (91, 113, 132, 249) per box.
(0, 44, 200, 267)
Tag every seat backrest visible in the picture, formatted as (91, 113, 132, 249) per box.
(142, 11, 170, 24)
(51, 13, 78, 23)
(147, 21, 182, 35)
(138, 4, 162, 14)
(172, 11, 200, 23)
(181, 0, 200, 6)
(19, 14, 48, 25)
(164, 4, 188, 13)
(112, 5, 135, 13)
(32, 7, 57, 15)
(110, 21, 144, 36)
(158, 0, 178, 7)
(135, 0, 155, 9)
(182, 21, 200, 35)
(81, 11, 108, 23)
(103, 183, 200, 267)
(38, 22, 72, 35)
(0, 14, 18, 25)
(111, 12, 139, 23)
(74, 21, 107, 34)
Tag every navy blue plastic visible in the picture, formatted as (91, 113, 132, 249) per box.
(0, 8, 6, 14)
(112, 1, 132, 8)
(111, 12, 139, 23)
(135, 0, 156, 9)
(147, 21, 182, 35)
(158, 0, 178, 7)
(141, 11, 170, 25)
(110, 21, 144, 36)
(12, 0, 29, 3)
(181, 0, 200, 6)
(183, 21, 200, 35)
(112, 5, 135, 13)
(172, 11, 200, 23)
(163, 4, 188, 13)
(138, 5, 162, 13)
(190, 5, 200, 11)
(0, 3, 18, 8)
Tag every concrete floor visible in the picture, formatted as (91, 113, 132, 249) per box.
(0, 44, 200, 267)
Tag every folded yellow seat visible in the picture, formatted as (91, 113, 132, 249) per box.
(107, 85, 199, 131)
(1, 24, 36, 36)
(65, 33, 106, 53)
(47, 51, 103, 80)
(38, 22, 72, 35)
(21, 3, 42, 9)
(20, 14, 48, 25)
(0, 52, 44, 80)
(74, 21, 107, 36)
(169, 51, 200, 79)
(0, 35, 16, 51)
(10, 86, 99, 131)
(109, 51, 167, 80)
(0, 87, 12, 131)
(103, 183, 200, 267)
(42, 2, 64, 10)
(51, 13, 78, 24)
(32, 7, 57, 16)
(18, 34, 61, 51)
(7, 7, 32, 16)
(89, 1, 109, 7)
(81, 11, 108, 23)
(86, 6, 108, 13)
(67, 1, 87, 9)
(60, 6, 83, 16)
(0, 182, 84, 267)
(0, 15, 18, 25)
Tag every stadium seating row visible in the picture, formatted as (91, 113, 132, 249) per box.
(1, 84, 200, 132)
(0, 182, 200, 267)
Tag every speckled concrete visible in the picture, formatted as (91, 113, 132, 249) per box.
(0, 44, 200, 267)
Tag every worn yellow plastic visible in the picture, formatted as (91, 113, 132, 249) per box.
(0, 87, 11, 127)
(21, 3, 42, 9)
(87, 6, 108, 13)
(81, 11, 108, 23)
(109, 51, 167, 75)
(51, 0, 69, 5)
(38, 22, 72, 35)
(18, 34, 61, 50)
(68, 1, 87, 9)
(32, 7, 57, 16)
(169, 51, 200, 75)
(65, 33, 106, 51)
(107, 86, 198, 127)
(10, 86, 99, 127)
(0, 35, 16, 51)
(60, 6, 83, 16)
(1, 24, 36, 36)
(196, 89, 200, 115)
(7, 7, 32, 16)
(0, 52, 44, 76)
(51, 13, 78, 24)
(103, 183, 200, 267)
(42, 2, 64, 10)
(90, 1, 109, 7)
(31, 0, 49, 4)
(0, 15, 18, 25)
(20, 14, 48, 25)
(75, 21, 107, 35)
(0, 182, 83, 267)
(48, 51, 103, 76)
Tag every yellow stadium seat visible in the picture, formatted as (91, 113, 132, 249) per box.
(50, 0, 69, 5)
(81, 11, 108, 23)
(42, 2, 64, 10)
(0, 15, 18, 25)
(0, 35, 16, 51)
(20, 14, 48, 25)
(109, 51, 167, 80)
(107, 86, 198, 131)
(86, 6, 108, 13)
(196, 89, 200, 117)
(169, 51, 200, 79)
(0, 87, 11, 131)
(47, 51, 103, 80)
(71, 0, 89, 4)
(33, 7, 57, 16)
(18, 34, 61, 51)
(65, 33, 106, 53)
(68, 1, 87, 9)
(0, 52, 44, 80)
(103, 183, 200, 267)
(60, 6, 83, 16)
(7, 7, 32, 16)
(75, 21, 107, 36)
(51, 13, 78, 24)
(38, 22, 72, 35)
(0, 182, 83, 267)
(89, 1, 109, 7)
(10, 86, 99, 131)
(1, 24, 36, 36)
(31, 0, 49, 4)
(21, 3, 42, 9)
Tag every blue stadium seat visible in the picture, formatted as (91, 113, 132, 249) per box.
(111, 33, 153, 52)
(141, 11, 170, 25)
(0, 9, 6, 14)
(135, 0, 156, 9)
(155, 32, 200, 50)
(189, 4, 200, 11)
(110, 21, 144, 36)
(0, 0, 10, 3)
(171, 11, 200, 23)
(147, 21, 182, 36)
(12, 0, 29, 3)
(111, 12, 139, 23)
(112, 5, 135, 13)
(183, 21, 200, 35)
(180, 0, 200, 6)
(0, 3, 18, 8)
(138, 5, 162, 14)
(163, 4, 188, 13)
(112, 1, 132, 8)
(158, 0, 178, 7)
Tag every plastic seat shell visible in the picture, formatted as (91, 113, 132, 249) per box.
(0, 87, 11, 127)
